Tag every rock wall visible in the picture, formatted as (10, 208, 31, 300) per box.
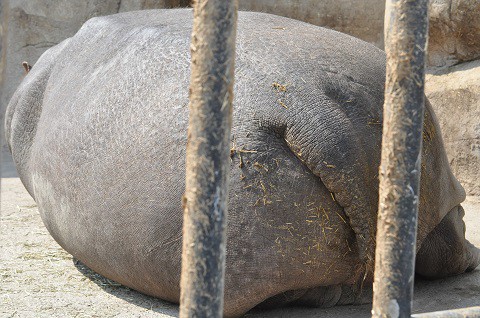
(429, 0, 480, 67)
(0, 1, 4, 180)
(0, 2, 4, 103)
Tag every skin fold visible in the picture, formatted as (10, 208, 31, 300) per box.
(5, 9, 479, 317)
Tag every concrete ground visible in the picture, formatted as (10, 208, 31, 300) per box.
(1, 148, 479, 318)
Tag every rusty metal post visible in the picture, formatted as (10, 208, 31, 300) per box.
(372, 0, 429, 317)
(179, 0, 238, 317)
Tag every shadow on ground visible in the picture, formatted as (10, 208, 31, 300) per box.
(72, 257, 373, 318)
(72, 257, 480, 318)
(73, 259, 180, 316)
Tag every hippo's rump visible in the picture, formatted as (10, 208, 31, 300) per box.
(5, 9, 473, 317)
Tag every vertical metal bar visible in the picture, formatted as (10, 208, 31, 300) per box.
(179, 1, 238, 317)
(372, 1, 429, 317)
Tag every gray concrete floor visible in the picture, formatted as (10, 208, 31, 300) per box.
(1, 149, 479, 317)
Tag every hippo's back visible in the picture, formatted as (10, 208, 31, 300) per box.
(7, 9, 463, 317)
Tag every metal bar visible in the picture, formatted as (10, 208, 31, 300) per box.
(372, 0, 429, 317)
(412, 307, 480, 318)
(179, 0, 238, 317)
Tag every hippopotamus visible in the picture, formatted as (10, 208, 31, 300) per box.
(5, 9, 479, 317)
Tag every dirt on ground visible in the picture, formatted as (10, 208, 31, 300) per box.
(1, 149, 479, 317)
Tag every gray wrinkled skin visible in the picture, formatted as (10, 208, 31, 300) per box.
(5, 9, 479, 317)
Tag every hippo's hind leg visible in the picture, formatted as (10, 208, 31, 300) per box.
(255, 286, 342, 310)
(256, 284, 372, 310)
(415, 205, 480, 278)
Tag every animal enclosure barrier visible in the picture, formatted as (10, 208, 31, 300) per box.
(371, 0, 429, 316)
(179, 0, 237, 317)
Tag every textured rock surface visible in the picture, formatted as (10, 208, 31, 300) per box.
(0, 3, 4, 88)
(428, 0, 480, 67)
(426, 60, 480, 195)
